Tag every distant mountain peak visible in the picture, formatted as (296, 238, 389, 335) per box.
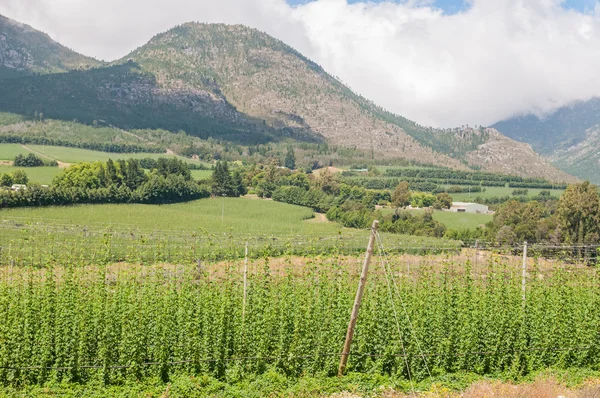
(493, 97, 600, 183)
(0, 13, 101, 78)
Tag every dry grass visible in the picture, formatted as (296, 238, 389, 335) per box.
(0, 249, 592, 283)
(328, 379, 600, 397)
(369, 379, 600, 398)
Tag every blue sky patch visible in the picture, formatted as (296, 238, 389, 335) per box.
(287, 0, 596, 15)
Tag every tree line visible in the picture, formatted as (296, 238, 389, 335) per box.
(0, 158, 208, 208)
(13, 153, 58, 167)
(0, 135, 164, 154)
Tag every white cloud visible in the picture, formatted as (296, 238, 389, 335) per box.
(1, 0, 600, 127)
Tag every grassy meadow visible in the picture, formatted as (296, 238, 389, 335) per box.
(0, 166, 61, 184)
(26, 145, 207, 165)
(0, 143, 210, 166)
(0, 197, 326, 235)
(0, 143, 33, 160)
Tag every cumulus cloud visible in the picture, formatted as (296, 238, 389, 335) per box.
(1, 0, 600, 127)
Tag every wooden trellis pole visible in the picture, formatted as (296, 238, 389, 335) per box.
(338, 220, 379, 377)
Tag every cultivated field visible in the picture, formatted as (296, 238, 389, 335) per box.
(0, 143, 212, 184)
(0, 143, 32, 160)
(0, 143, 210, 166)
(449, 186, 565, 201)
(380, 208, 493, 230)
(0, 245, 597, 395)
(0, 165, 61, 184)
(26, 144, 207, 165)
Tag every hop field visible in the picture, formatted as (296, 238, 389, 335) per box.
(0, 242, 598, 389)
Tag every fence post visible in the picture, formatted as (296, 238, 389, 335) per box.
(338, 220, 379, 377)
(242, 242, 249, 321)
(522, 241, 528, 303)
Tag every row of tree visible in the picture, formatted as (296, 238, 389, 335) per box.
(13, 154, 58, 167)
(0, 135, 163, 154)
(0, 158, 209, 208)
(0, 170, 28, 187)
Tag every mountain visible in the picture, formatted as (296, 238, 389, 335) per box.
(0, 14, 100, 79)
(492, 98, 600, 183)
(551, 126, 600, 183)
(0, 21, 575, 181)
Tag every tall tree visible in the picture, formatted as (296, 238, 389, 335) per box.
(232, 170, 247, 197)
(124, 159, 146, 190)
(556, 181, 600, 245)
(105, 159, 118, 186)
(211, 161, 234, 197)
(392, 181, 411, 208)
(284, 146, 296, 170)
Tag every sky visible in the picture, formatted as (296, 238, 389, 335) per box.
(1, 0, 600, 128)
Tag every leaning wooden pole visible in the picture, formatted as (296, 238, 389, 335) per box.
(522, 241, 528, 303)
(338, 220, 379, 377)
(242, 242, 249, 321)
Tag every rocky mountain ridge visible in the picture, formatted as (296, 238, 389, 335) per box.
(492, 98, 600, 183)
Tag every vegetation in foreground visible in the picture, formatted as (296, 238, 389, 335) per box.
(2, 369, 600, 397)
(0, 254, 597, 392)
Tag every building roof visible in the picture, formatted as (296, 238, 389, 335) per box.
(452, 202, 487, 207)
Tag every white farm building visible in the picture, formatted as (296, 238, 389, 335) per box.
(450, 202, 489, 214)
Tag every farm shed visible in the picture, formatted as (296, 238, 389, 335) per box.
(450, 202, 489, 214)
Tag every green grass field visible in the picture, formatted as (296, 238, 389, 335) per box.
(0, 198, 490, 235)
(432, 210, 492, 229)
(0, 144, 212, 169)
(27, 145, 208, 165)
(0, 144, 34, 160)
(191, 169, 213, 180)
(0, 166, 61, 184)
(381, 207, 493, 230)
(0, 197, 490, 235)
(0, 197, 338, 235)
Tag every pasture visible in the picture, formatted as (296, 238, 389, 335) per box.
(0, 166, 61, 184)
(0, 143, 32, 160)
(26, 145, 207, 165)
(0, 143, 211, 168)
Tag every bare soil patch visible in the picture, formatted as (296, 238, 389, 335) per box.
(305, 213, 330, 223)
(312, 166, 344, 177)
(375, 378, 600, 397)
